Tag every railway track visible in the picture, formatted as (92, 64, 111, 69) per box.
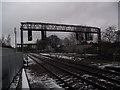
(104, 66, 120, 73)
(28, 55, 75, 89)
(30, 53, 120, 90)
(43, 54, 120, 76)
(28, 54, 109, 90)
(39, 53, 120, 81)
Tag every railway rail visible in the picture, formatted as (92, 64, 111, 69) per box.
(44, 54, 120, 75)
(28, 55, 75, 89)
(104, 66, 120, 73)
(30, 53, 120, 90)
(39, 53, 120, 81)
(28, 54, 109, 90)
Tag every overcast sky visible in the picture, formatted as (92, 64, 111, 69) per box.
(2, 2, 118, 47)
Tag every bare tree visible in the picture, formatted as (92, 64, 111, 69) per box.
(102, 26, 116, 43)
(1, 34, 7, 46)
(2, 34, 5, 44)
(36, 39, 49, 50)
(1, 34, 12, 47)
(68, 32, 77, 45)
(36, 35, 62, 50)
(63, 37, 71, 46)
(68, 32, 85, 45)
(6, 34, 11, 46)
(48, 35, 61, 48)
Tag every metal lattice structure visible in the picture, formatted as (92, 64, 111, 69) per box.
(21, 22, 100, 33)
(20, 22, 101, 51)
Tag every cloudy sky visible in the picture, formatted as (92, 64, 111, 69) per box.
(2, 2, 118, 47)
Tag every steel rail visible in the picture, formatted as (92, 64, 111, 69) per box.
(40, 54, 120, 86)
(29, 54, 109, 90)
(28, 55, 76, 90)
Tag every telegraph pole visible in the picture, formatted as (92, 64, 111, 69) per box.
(14, 27, 17, 52)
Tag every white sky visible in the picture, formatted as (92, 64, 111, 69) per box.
(1, 1, 119, 47)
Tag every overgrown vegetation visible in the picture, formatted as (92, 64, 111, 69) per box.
(0, 34, 12, 48)
(102, 26, 118, 43)
(36, 35, 62, 52)
(35, 26, 120, 55)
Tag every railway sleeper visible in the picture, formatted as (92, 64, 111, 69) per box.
(29, 54, 109, 90)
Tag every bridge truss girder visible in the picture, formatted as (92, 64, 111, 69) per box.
(20, 22, 101, 52)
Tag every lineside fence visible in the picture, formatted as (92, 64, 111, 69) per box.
(2, 48, 23, 89)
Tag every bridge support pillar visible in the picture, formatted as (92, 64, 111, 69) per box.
(41, 31, 47, 40)
(20, 26, 23, 52)
(98, 29, 101, 54)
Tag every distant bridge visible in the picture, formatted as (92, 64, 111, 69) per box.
(20, 22, 101, 51)
(21, 22, 100, 33)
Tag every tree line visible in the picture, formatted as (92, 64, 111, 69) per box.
(0, 34, 11, 48)
(0, 25, 119, 50)
(102, 25, 119, 43)
(36, 25, 119, 49)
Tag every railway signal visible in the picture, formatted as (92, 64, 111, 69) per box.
(28, 30, 32, 41)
